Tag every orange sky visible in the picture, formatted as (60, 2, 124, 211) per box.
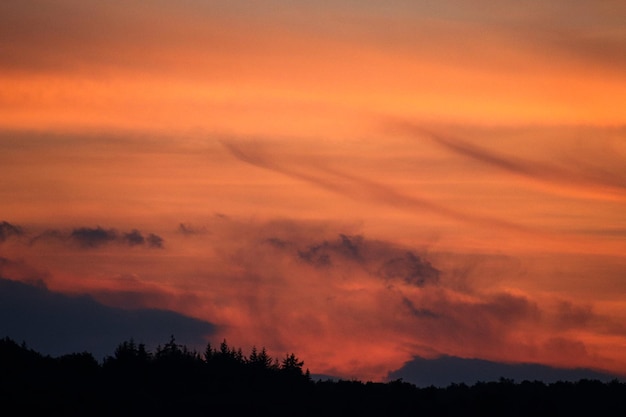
(1, 0, 626, 381)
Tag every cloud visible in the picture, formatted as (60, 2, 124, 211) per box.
(178, 223, 209, 236)
(71, 226, 117, 248)
(0, 256, 50, 285)
(0, 276, 216, 360)
(554, 301, 594, 329)
(268, 232, 440, 288)
(403, 124, 626, 198)
(392, 284, 626, 378)
(0, 220, 24, 242)
(222, 220, 612, 375)
(386, 288, 567, 367)
(402, 297, 439, 319)
(28, 225, 165, 249)
(298, 246, 333, 267)
(123, 229, 145, 246)
(3, 215, 624, 381)
(146, 233, 164, 249)
(387, 355, 622, 387)
(479, 293, 541, 323)
(297, 234, 363, 266)
(434, 291, 541, 342)
(220, 139, 531, 233)
(265, 237, 292, 249)
(379, 252, 440, 287)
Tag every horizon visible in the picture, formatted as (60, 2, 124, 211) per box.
(0, 278, 622, 388)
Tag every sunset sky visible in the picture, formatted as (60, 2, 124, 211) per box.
(1, 0, 626, 383)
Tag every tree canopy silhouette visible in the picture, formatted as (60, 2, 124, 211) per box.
(1, 335, 625, 416)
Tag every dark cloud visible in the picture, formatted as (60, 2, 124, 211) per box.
(146, 233, 164, 249)
(70, 226, 117, 248)
(297, 234, 363, 267)
(379, 251, 439, 287)
(480, 293, 541, 323)
(392, 290, 546, 357)
(298, 246, 333, 267)
(122, 229, 163, 248)
(178, 223, 208, 236)
(0, 220, 24, 242)
(387, 355, 622, 387)
(273, 232, 441, 288)
(28, 229, 64, 246)
(402, 297, 439, 318)
(555, 301, 594, 329)
(338, 234, 362, 259)
(438, 292, 541, 344)
(123, 229, 145, 246)
(265, 237, 292, 249)
(27, 225, 165, 249)
(0, 277, 216, 360)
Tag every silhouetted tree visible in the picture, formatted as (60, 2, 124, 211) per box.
(3, 335, 626, 416)
(249, 345, 258, 363)
(106, 338, 150, 366)
(281, 352, 309, 383)
(58, 351, 99, 374)
(248, 346, 275, 370)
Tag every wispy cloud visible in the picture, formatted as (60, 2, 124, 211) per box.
(220, 139, 531, 233)
(398, 123, 626, 199)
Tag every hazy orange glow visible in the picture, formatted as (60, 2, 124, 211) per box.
(1, 0, 626, 382)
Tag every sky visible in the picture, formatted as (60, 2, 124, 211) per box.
(1, 0, 626, 384)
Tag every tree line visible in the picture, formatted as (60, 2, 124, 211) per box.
(1, 336, 625, 416)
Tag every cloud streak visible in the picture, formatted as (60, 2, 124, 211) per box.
(399, 124, 626, 200)
(220, 139, 532, 233)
